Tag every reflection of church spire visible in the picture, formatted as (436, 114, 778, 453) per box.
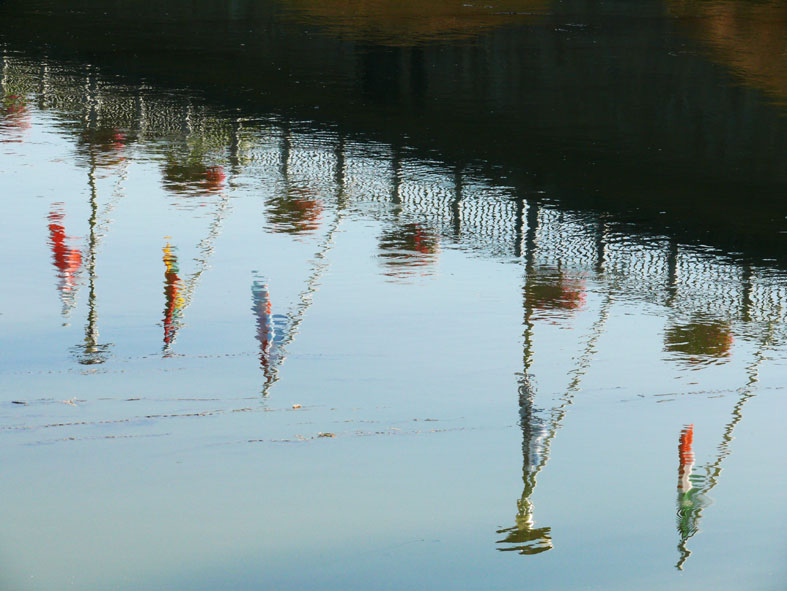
(47, 205, 83, 320)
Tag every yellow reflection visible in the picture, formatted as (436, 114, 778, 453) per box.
(664, 320, 733, 363)
(279, 0, 549, 45)
(666, 0, 787, 106)
(377, 222, 440, 279)
(162, 241, 185, 350)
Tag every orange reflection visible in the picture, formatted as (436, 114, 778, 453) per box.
(47, 206, 83, 315)
(667, 0, 787, 106)
(279, 0, 548, 45)
(266, 186, 323, 235)
(162, 241, 185, 349)
(378, 222, 440, 279)
(664, 320, 733, 363)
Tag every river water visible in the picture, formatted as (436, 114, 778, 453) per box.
(1, 1, 786, 590)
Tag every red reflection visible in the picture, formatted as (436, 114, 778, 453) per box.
(378, 222, 440, 279)
(203, 166, 226, 192)
(266, 186, 323, 235)
(81, 128, 127, 167)
(525, 271, 586, 316)
(47, 206, 83, 303)
(678, 424, 694, 494)
(1, 93, 31, 140)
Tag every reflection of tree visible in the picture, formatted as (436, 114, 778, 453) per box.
(377, 222, 439, 279)
(664, 319, 733, 363)
(280, 0, 548, 45)
(47, 206, 83, 319)
(265, 186, 323, 235)
(667, 0, 787, 107)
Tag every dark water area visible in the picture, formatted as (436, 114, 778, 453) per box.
(2, 0, 786, 262)
(1, 2, 786, 590)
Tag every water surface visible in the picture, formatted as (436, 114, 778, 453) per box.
(1, 2, 786, 590)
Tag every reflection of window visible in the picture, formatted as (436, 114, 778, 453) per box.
(664, 321, 733, 361)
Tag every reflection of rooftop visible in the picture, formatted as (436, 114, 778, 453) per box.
(279, 0, 548, 45)
(667, 0, 787, 107)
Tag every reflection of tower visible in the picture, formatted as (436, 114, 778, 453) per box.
(47, 206, 83, 320)
(498, 201, 613, 555)
(72, 155, 112, 365)
(251, 275, 287, 390)
(673, 324, 774, 570)
(497, 201, 553, 554)
(675, 424, 707, 569)
(162, 241, 185, 352)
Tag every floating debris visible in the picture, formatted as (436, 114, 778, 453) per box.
(317, 432, 335, 438)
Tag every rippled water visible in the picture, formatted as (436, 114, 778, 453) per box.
(1, 1, 786, 590)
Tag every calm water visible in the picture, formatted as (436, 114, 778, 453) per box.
(1, 1, 786, 590)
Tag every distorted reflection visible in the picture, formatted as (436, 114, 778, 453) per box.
(251, 274, 288, 388)
(162, 241, 185, 352)
(667, 0, 787, 107)
(675, 424, 710, 570)
(47, 205, 83, 320)
(496, 380, 553, 555)
(377, 222, 439, 279)
(279, 0, 548, 45)
(265, 186, 323, 235)
(78, 128, 127, 168)
(664, 320, 733, 364)
(162, 155, 226, 195)
(1, 90, 30, 139)
(524, 268, 586, 320)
